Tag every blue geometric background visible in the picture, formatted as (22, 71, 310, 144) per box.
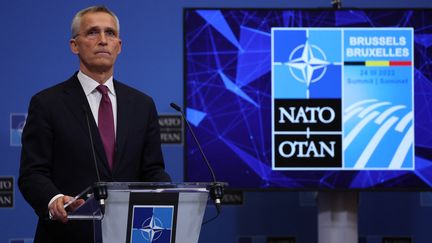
(185, 9, 432, 189)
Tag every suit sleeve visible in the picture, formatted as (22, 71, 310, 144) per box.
(140, 98, 171, 182)
(18, 94, 61, 217)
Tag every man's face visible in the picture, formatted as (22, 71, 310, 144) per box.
(70, 12, 122, 74)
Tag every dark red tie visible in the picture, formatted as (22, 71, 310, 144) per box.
(96, 85, 115, 170)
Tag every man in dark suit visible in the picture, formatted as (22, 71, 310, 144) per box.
(18, 6, 171, 243)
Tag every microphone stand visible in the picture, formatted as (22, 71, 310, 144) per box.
(84, 106, 108, 216)
(170, 103, 225, 223)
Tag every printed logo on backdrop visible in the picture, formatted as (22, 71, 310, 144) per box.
(9, 239, 33, 243)
(10, 113, 27, 147)
(272, 28, 414, 170)
(0, 177, 14, 208)
(158, 115, 182, 144)
(130, 206, 173, 243)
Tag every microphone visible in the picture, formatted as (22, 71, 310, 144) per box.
(170, 103, 224, 215)
(83, 105, 108, 215)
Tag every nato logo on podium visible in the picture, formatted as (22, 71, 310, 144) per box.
(130, 206, 174, 243)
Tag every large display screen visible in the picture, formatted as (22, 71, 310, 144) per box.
(184, 9, 432, 190)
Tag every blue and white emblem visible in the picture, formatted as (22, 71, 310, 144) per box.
(131, 206, 173, 243)
(272, 27, 414, 170)
(10, 113, 27, 147)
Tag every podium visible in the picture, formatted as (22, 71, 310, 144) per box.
(67, 182, 211, 243)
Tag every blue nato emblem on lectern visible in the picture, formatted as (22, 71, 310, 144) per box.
(130, 206, 173, 243)
(10, 113, 27, 147)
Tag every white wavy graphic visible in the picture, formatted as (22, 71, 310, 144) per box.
(344, 99, 414, 169)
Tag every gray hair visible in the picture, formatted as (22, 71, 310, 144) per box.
(71, 6, 120, 38)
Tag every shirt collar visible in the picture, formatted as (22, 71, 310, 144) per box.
(77, 71, 116, 96)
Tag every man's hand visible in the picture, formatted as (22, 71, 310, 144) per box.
(48, 195, 85, 223)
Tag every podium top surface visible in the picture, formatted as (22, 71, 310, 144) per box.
(67, 182, 223, 221)
(93, 182, 219, 192)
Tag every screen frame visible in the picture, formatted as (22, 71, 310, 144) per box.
(182, 7, 432, 191)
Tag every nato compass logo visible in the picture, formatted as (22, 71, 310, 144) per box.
(272, 28, 343, 169)
(130, 206, 173, 243)
(10, 113, 27, 147)
(286, 40, 331, 98)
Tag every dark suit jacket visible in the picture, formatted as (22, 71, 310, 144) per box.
(18, 73, 171, 243)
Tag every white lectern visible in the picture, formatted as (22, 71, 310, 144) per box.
(68, 182, 210, 243)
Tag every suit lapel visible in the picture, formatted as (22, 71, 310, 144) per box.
(61, 74, 111, 174)
(113, 81, 133, 172)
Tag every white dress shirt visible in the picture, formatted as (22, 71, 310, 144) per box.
(77, 71, 117, 133)
(48, 71, 118, 215)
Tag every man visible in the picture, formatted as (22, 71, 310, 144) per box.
(18, 6, 171, 243)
